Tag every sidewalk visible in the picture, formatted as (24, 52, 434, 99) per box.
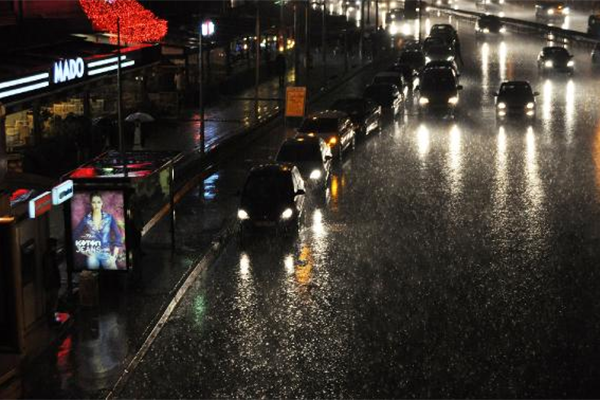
(18, 50, 382, 399)
(143, 52, 365, 155)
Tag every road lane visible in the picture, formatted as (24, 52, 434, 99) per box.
(117, 12, 600, 399)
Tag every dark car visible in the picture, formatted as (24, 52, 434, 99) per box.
(331, 97, 382, 138)
(537, 46, 574, 74)
(535, 2, 569, 21)
(297, 111, 356, 159)
(372, 72, 406, 96)
(476, 15, 505, 37)
(429, 24, 459, 45)
(494, 81, 539, 120)
(592, 42, 600, 65)
(589, 15, 600, 37)
(417, 66, 462, 117)
(398, 49, 426, 70)
(276, 135, 332, 189)
(423, 60, 460, 82)
(363, 83, 403, 116)
(238, 164, 306, 233)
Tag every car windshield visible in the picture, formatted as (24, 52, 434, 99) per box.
(331, 99, 364, 113)
(299, 118, 338, 133)
(421, 70, 456, 91)
(243, 173, 292, 204)
(480, 17, 501, 27)
(277, 144, 321, 163)
(500, 84, 532, 97)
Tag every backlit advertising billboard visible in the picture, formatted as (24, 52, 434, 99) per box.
(70, 190, 128, 271)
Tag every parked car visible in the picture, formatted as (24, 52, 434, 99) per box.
(276, 135, 333, 189)
(372, 71, 406, 97)
(537, 46, 574, 74)
(363, 83, 404, 117)
(238, 164, 306, 234)
(297, 111, 356, 160)
(330, 97, 382, 137)
(494, 80, 539, 120)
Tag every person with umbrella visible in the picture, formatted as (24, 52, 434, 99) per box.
(125, 112, 154, 150)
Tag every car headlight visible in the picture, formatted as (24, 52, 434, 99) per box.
(419, 97, 429, 105)
(425, 56, 431, 63)
(328, 137, 337, 146)
(547, 9, 554, 15)
(402, 23, 412, 36)
(567, 60, 575, 67)
(526, 102, 535, 109)
(483, 28, 490, 33)
(563, 7, 569, 14)
(544, 60, 553, 67)
(309, 169, 322, 180)
(500, 27, 506, 33)
(448, 96, 458, 105)
(238, 209, 249, 220)
(281, 208, 294, 220)
(389, 23, 398, 35)
(497, 102, 506, 109)
(446, 56, 454, 61)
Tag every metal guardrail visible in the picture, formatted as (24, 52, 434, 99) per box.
(432, 5, 600, 50)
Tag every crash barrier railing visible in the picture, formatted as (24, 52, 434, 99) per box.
(431, 5, 600, 50)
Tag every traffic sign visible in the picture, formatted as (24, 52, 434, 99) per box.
(285, 86, 307, 118)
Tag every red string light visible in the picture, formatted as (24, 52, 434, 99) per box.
(79, 0, 168, 43)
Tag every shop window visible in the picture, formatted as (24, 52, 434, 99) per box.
(41, 98, 85, 138)
(5, 110, 34, 151)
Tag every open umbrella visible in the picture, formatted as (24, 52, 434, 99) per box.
(125, 112, 155, 123)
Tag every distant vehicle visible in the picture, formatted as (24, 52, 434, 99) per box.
(592, 43, 600, 65)
(476, 0, 505, 11)
(429, 23, 459, 46)
(537, 46, 574, 74)
(297, 111, 356, 159)
(493, 81, 539, 120)
(475, 15, 506, 37)
(363, 83, 404, 116)
(535, 2, 569, 21)
(276, 136, 332, 189)
(386, 8, 418, 37)
(417, 66, 462, 117)
(372, 72, 406, 96)
(424, 42, 455, 64)
(434, 0, 455, 7)
(330, 97, 382, 138)
(588, 15, 600, 37)
(423, 60, 460, 82)
(238, 164, 306, 233)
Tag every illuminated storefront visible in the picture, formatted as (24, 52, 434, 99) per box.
(0, 38, 160, 174)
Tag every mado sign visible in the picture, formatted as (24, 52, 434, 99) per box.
(53, 57, 85, 84)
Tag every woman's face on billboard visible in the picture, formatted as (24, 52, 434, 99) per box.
(91, 195, 103, 212)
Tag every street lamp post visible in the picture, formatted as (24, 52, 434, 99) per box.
(199, 19, 215, 155)
(117, 17, 123, 154)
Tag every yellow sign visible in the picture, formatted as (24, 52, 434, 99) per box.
(285, 86, 307, 117)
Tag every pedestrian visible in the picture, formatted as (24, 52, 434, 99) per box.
(43, 238, 61, 326)
(275, 52, 287, 88)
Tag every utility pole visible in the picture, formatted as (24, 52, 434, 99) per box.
(294, 2, 300, 85)
(255, 3, 260, 122)
(305, 0, 310, 86)
(321, 1, 327, 86)
(359, 0, 365, 61)
(117, 17, 123, 154)
(375, 0, 379, 57)
(199, 18, 205, 154)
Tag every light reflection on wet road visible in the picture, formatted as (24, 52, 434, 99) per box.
(118, 14, 600, 399)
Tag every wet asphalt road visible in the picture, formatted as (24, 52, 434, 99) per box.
(118, 15, 600, 399)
